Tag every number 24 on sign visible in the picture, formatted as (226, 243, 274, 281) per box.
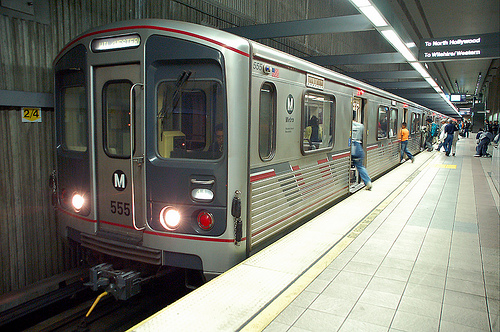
(22, 107, 42, 123)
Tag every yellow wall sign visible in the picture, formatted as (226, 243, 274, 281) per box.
(22, 107, 42, 123)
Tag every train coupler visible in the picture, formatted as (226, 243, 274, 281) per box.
(84, 263, 142, 300)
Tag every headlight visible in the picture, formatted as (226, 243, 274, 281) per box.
(72, 193, 85, 212)
(159, 207, 181, 230)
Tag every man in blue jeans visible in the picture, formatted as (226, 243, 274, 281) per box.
(351, 119, 372, 190)
(443, 119, 457, 156)
(400, 122, 414, 163)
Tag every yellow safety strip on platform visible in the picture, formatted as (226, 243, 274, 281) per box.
(241, 158, 433, 331)
(434, 164, 457, 169)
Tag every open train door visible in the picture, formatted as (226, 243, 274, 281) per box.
(349, 96, 367, 193)
(94, 64, 145, 242)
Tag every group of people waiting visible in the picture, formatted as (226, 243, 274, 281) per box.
(422, 117, 499, 158)
(423, 118, 460, 156)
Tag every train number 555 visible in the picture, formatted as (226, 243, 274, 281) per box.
(110, 201, 130, 216)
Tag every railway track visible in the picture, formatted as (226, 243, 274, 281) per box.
(1, 269, 190, 332)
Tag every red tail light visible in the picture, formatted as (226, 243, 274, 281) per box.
(197, 211, 214, 230)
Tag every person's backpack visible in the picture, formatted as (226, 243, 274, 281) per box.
(430, 123, 438, 137)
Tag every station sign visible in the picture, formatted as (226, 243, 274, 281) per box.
(22, 107, 42, 123)
(91, 34, 141, 52)
(419, 32, 499, 61)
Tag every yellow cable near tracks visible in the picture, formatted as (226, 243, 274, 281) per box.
(86, 291, 109, 318)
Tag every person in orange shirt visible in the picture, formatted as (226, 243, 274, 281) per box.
(400, 122, 414, 163)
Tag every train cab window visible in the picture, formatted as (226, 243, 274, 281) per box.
(103, 81, 133, 157)
(157, 78, 224, 159)
(259, 82, 276, 160)
(389, 108, 398, 137)
(377, 106, 389, 140)
(62, 86, 87, 152)
(302, 93, 335, 153)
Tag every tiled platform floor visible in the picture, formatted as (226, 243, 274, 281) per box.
(264, 137, 499, 332)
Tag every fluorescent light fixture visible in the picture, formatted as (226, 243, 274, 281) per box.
(410, 62, 431, 78)
(351, 0, 371, 6)
(358, 6, 388, 27)
(349, 0, 458, 116)
(381, 29, 417, 61)
(424, 76, 439, 88)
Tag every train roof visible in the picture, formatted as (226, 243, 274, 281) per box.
(55, 19, 445, 117)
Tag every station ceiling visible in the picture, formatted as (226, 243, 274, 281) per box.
(226, 0, 500, 119)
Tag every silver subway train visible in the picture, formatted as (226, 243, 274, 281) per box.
(53, 19, 446, 290)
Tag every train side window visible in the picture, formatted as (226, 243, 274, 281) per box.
(410, 112, 418, 134)
(103, 81, 133, 157)
(389, 108, 398, 137)
(259, 82, 276, 160)
(62, 86, 87, 152)
(377, 106, 389, 140)
(302, 92, 335, 153)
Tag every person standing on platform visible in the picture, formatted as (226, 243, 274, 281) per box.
(351, 119, 372, 190)
(463, 121, 470, 138)
(492, 121, 499, 136)
(400, 122, 414, 163)
(451, 122, 460, 156)
(436, 120, 447, 151)
(443, 119, 457, 156)
(424, 118, 434, 151)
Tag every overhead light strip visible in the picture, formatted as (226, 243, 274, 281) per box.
(349, 0, 459, 115)
(381, 29, 417, 62)
(358, 6, 388, 27)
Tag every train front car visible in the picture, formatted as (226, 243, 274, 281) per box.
(54, 20, 250, 289)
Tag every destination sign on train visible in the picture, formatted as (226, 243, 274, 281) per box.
(91, 34, 141, 52)
(419, 32, 499, 61)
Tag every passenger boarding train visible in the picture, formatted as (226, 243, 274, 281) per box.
(53, 19, 446, 290)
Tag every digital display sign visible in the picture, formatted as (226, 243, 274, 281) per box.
(450, 94, 465, 102)
(91, 34, 141, 52)
(306, 73, 325, 90)
(419, 32, 499, 61)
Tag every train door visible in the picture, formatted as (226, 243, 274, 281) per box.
(94, 64, 145, 241)
(349, 96, 366, 192)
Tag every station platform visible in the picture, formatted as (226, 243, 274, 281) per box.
(129, 136, 499, 332)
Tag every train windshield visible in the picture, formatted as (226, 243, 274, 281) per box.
(157, 74, 224, 159)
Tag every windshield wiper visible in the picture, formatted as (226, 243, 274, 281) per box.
(158, 70, 192, 118)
